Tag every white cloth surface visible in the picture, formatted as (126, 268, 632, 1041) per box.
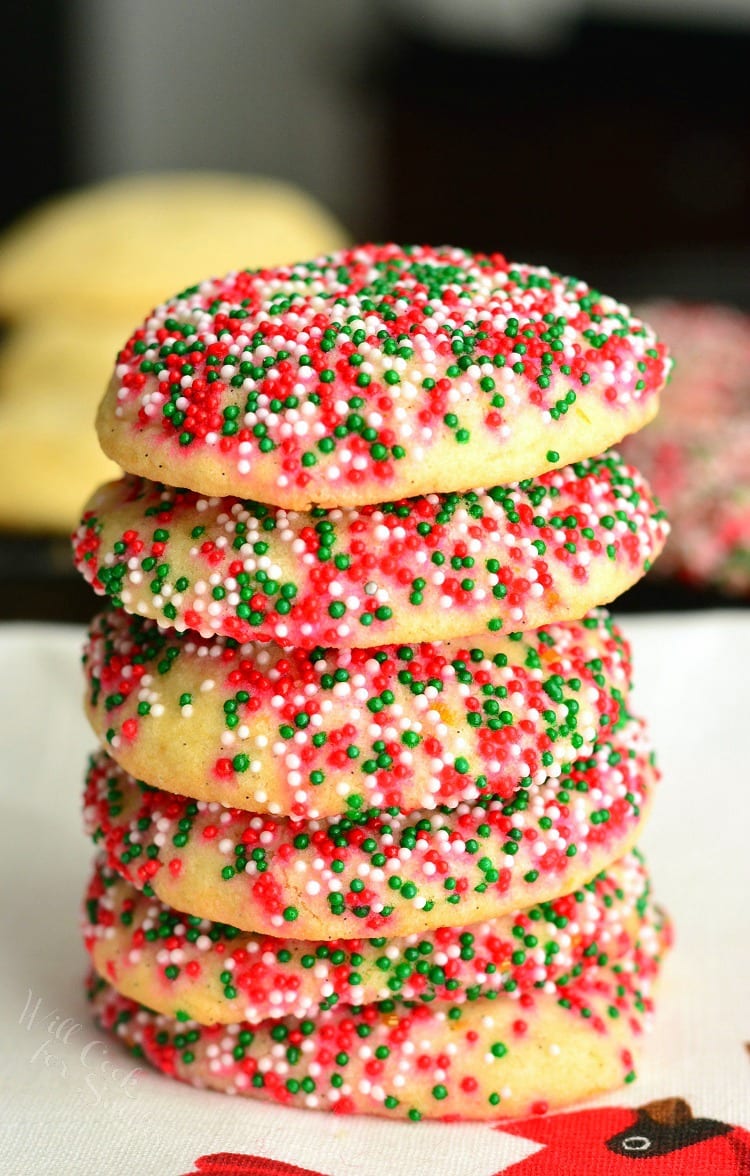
(1, 613, 748, 1176)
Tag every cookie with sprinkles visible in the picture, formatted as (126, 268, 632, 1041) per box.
(87, 900, 669, 1121)
(95, 244, 671, 510)
(620, 302, 750, 597)
(83, 713, 656, 940)
(83, 849, 651, 1026)
(72, 454, 668, 650)
(83, 607, 631, 819)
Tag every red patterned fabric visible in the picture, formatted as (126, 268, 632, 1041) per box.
(184, 1156, 329, 1176)
(498, 1102, 750, 1174)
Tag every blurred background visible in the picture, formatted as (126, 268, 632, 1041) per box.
(1, 0, 749, 619)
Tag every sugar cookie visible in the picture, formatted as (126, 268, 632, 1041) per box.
(83, 608, 630, 819)
(83, 850, 650, 1025)
(83, 715, 655, 940)
(87, 898, 668, 1121)
(72, 455, 668, 649)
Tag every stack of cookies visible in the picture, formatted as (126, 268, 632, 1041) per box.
(72, 244, 672, 1121)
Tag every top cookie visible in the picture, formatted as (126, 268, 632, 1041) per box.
(97, 244, 670, 509)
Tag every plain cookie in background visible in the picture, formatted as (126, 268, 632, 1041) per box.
(0, 319, 124, 530)
(0, 172, 349, 532)
(0, 172, 350, 322)
(0, 397, 121, 533)
(0, 317, 126, 411)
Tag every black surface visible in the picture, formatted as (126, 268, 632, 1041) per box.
(0, 535, 97, 624)
(0, 1, 71, 233)
(376, 16, 750, 302)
